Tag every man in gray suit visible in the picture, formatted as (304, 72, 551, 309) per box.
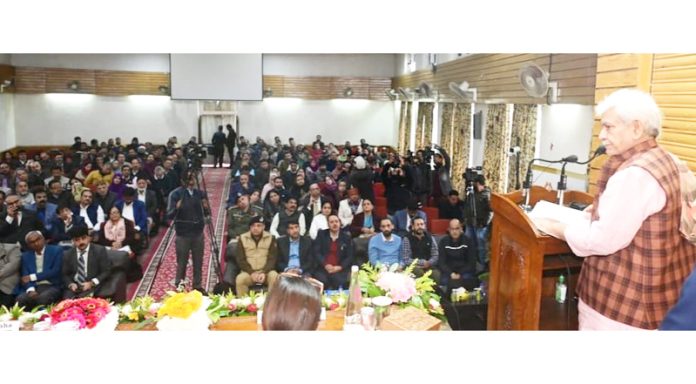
(62, 225, 112, 299)
(0, 242, 21, 307)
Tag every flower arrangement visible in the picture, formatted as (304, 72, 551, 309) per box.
(118, 296, 161, 326)
(206, 290, 266, 323)
(0, 303, 48, 328)
(322, 291, 347, 311)
(155, 290, 212, 331)
(358, 261, 444, 318)
(46, 298, 118, 330)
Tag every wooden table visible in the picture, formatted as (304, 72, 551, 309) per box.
(116, 310, 346, 331)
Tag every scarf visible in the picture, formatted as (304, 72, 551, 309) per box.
(104, 218, 127, 242)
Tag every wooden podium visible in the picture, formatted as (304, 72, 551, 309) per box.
(487, 186, 593, 330)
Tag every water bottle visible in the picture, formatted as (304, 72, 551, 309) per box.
(555, 275, 567, 303)
(343, 265, 363, 330)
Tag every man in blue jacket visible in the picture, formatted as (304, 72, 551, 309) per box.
(116, 187, 149, 238)
(661, 268, 696, 330)
(16, 231, 63, 308)
(27, 189, 58, 232)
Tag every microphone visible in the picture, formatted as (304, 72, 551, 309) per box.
(561, 155, 578, 163)
(576, 145, 606, 165)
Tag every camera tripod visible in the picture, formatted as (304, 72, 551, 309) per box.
(188, 165, 224, 288)
(166, 164, 223, 293)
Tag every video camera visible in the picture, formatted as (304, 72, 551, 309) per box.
(464, 166, 483, 185)
(422, 146, 435, 163)
(183, 141, 207, 169)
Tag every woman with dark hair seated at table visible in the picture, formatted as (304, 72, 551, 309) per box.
(98, 206, 137, 257)
(349, 198, 382, 238)
(262, 273, 322, 331)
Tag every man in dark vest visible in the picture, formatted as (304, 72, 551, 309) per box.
(269, 196, 306, 238)
(401, 216, 440, 283)
(167, 173, 209, 292)
(536, 89, 696, 330)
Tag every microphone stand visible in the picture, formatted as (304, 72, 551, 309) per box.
(557, 162, 569, 206)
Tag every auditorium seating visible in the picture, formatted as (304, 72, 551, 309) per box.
(429, 219, 450, 235)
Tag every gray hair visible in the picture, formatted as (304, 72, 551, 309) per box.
(24, 230, 44, 242)
(595, 89, 662, 138)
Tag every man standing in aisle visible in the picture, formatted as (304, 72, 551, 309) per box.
(168, 173, 209, 292)
(212, 125, 226, 168)
(226, 123, 237, 169)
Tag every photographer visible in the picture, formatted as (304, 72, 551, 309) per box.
(380, 154, 412, 214)
(462, 172, 492, 271)
(167, 173, 209, 292)
(410, 149, 433, 207)
(431, 144, 451, 202)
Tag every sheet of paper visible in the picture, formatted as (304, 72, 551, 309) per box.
(527, 200, 589, 228)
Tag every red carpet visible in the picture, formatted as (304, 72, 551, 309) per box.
(128, 167, 231, 300)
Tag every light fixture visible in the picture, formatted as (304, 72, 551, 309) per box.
(67, 80, 80, 91)
(385, 89, 398, 100)
(158, 85, 169, 95)
(263, 88, 273, 97)
(0, 79, 13, 93)
(343, 87, 354, 97)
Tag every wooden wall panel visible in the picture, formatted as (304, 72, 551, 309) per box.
(13, 66, 391, 101)
(44, 68, 96, 94)
(652, 54, 696, 172)
(393, 54, 597, 105)
(587, 54, 651, 192)
(95, 70, 169, 96)
(590, 53, 696, 193)
(0, 65, 14, 93)
(15, 67, 46, 93)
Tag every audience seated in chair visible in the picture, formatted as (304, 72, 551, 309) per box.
(438, 219, 478, 293)
(312, 214, 353, 290)
(0, 242, 21, 307)
(401, 217, 440, 283)
(235, 216, 279, 296)
(368, 217, 403, 269)
(62, 225, 113, 299)
(17, 231, 63, 309)
(276, 221, 315, 277)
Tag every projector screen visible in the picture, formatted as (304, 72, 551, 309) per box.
(170, 54, 263, 100)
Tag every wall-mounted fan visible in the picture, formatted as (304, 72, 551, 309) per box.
(398, 87, 414, 100)
(417, 81, 435, 98)
(448, 81, 477, 102)
(519, 62, 558, 102)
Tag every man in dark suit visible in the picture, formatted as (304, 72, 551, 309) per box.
(300, 183, 330, 233)
(312, 214, 354, 290)
(62, 225, 112, 299)
(49, 205, 86, 246)
(276, 221, 315, 277)
(0, 194, 45, 250)
(16, 231, 63, 308)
